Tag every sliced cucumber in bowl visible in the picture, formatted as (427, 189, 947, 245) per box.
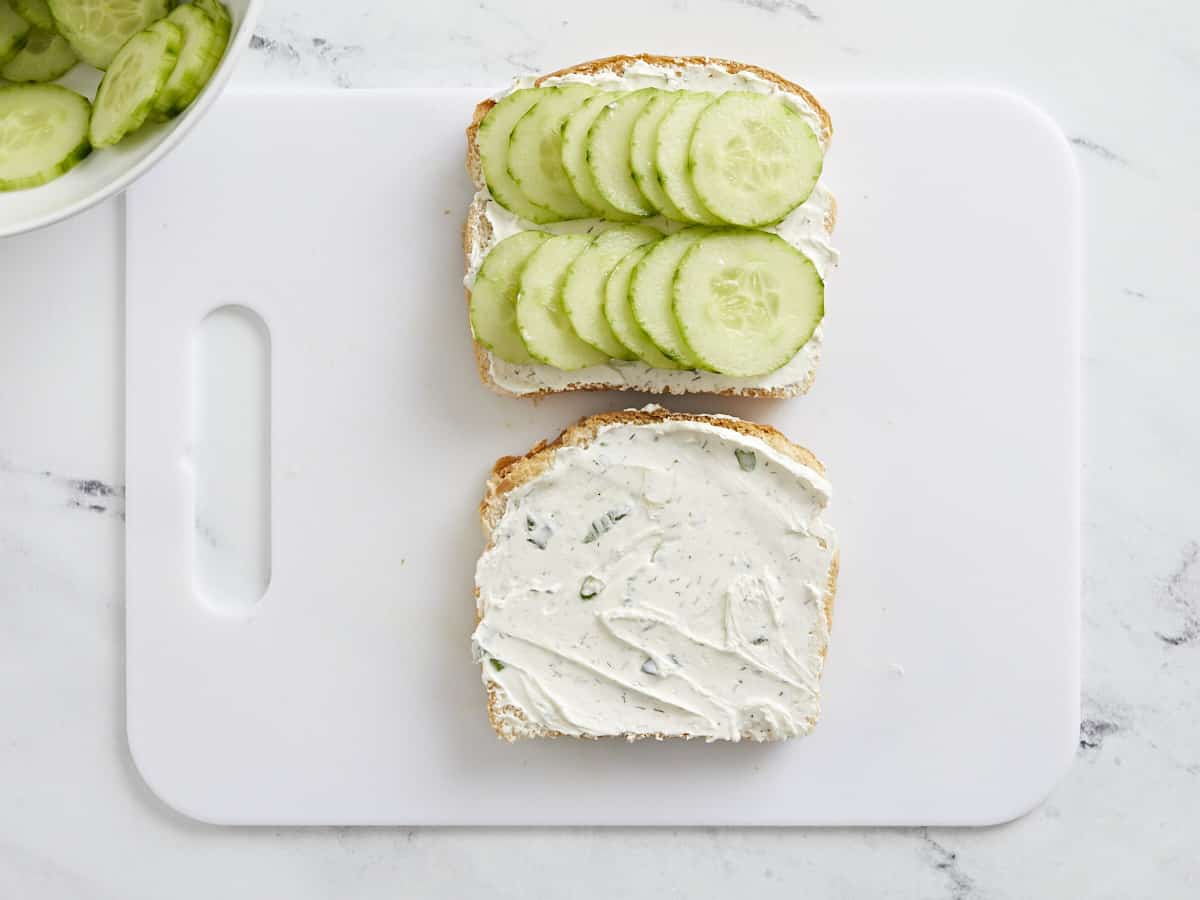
(0, 0, 32, 67)
(0, 83, 91, 190)
(13, 0, 55, 31)
(0, 0, 237, 198)
(151, 2, 228, 120)
(192, 0, 232, 43)
(47, 0, 168, 70)
(1, 27, 78, 82)
(88, 17, 181, 148)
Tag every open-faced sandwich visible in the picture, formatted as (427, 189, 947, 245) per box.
(463, 55, 837, 398)
(472, 406, 839, 742)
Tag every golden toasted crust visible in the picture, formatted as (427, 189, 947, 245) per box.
(463, 55, 835, 400)
(477, 407, 840, 741)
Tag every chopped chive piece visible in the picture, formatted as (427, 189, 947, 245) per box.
(583, 505, 631, 543)
(735, 448, 757, 471)
(579, 575, 605, 600)
(490, 659, 505, 672)
(525, 512, 553, 549)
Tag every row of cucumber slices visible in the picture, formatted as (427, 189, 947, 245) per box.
(0, 0, 230, 192)
(471, 224, 824, 377)
(479, 84, 824, 228)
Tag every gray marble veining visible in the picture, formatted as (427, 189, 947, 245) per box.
(1069, 136, 1131, 166)
(733, 0, 823, 22)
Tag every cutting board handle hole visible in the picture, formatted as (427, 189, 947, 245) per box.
(191, 305, 272, 614)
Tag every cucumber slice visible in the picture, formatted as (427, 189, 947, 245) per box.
(478, 88, 560, 224)
(560, 92, 636, 221)
(0, 0, 32, 67)
(585, 87, 657, 217)
(630, 90, 686, 221)
(516, 234, 608, 370)
(0, 84, 90, 191)
(151, 4, 224, 119)
(191, 0, 231, 42)
(471, 278, 529, 365)
(562, 223, 661, 359)
(630, 227, 711, 367)
(673, 230, 823, 375)
(14, 0, 54, 31)
(47, 0, 168, 70)
(655, 92, 724, 226)
(88, 19, 181, 148)
(604, 245, 681, 369)
(507, 84, 595, 220)
(689, 92, 823, 226)
(1, 27, 77, 82)
(469, 230, 548, 365)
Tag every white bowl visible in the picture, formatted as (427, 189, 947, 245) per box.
(0, 0, 262, 238)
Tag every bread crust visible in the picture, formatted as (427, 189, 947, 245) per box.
(463, 55, 835, 399)
(477, 407, 840, 741)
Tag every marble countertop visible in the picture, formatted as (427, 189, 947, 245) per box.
(2, 0, 1198, 896)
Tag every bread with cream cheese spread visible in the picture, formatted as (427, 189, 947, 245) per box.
(472, 406, 840, 742)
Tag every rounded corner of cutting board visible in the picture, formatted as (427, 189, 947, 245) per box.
(126, 720, 231, 825)
(970, 715, 1081, 827)
(966, 87, 1083, 199)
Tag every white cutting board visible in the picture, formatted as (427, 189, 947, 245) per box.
(125, 88, 1080, 826)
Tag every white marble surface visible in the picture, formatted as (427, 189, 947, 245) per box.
(1, 0, 1197, 895)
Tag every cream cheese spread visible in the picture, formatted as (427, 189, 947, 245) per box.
(466, 61, 838, 396)
(472, 413, 837, 741)
(482, 324, 823, 396)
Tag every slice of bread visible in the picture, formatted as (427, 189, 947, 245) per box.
(473, 406, 840, 742)
(463, 55, 837, 399)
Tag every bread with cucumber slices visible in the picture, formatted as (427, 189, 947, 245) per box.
(473, 405, 840, 742)
(463, 54, 839, 399)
